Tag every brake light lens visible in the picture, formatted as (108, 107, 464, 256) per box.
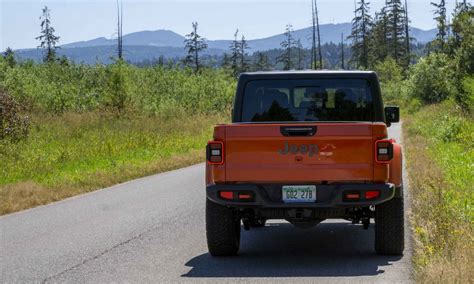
(365, 190, 380, 199)
(207, 141, 224, 165)
(219, 191, 233, 200)
(375, 139, 394, 163)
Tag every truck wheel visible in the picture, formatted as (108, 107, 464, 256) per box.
(206, 199, 241, 256)
(375, 197, 404, 255)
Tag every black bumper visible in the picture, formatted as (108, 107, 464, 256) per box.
(207, 183, 395, 208)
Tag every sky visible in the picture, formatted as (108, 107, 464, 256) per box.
(0, 0, 465, 50)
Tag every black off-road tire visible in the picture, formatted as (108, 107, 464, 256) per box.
(206, 199, 241, 256)
(375, 196, 405, 255)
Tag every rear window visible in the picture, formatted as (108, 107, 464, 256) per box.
(241, 79, 374, 122)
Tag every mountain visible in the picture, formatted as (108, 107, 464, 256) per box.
(15, 23, 436, 64)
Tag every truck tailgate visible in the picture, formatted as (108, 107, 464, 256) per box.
(224, 123, 374, 183)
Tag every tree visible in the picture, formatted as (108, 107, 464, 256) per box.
(276, 24, 295, 70)
(369, 9, 389, 65)
(310, 0, 317, 69)
(240, 35, 250, 72)
(229, 29, 241, 76)
(116, 0, 123, 59)
(296, 39, 305, 70)
(404, 0, 410, 57)
(314, 0, 323, 68)
(36, 6, 60, 63)
(3, 47, 16, 68)
(184, 22, 208, 73)
(385, 0, 408, 64)
(253, 52, 272, 71)
(348, 0, 372, 69)
(431, 0, 448, 52)
(340, 33, 345, 69)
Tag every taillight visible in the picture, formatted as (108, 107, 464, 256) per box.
(375, 139, 394, 163)
(206, 141, 224, 165)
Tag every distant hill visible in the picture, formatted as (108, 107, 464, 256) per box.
(15, 23, 436, 64)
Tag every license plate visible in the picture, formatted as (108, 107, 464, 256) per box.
(282, 185, 317, 203)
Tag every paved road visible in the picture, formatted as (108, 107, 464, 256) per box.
(0, 123, 412, 283)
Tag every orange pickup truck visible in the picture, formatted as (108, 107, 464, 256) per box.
(205, 71, 403, 256)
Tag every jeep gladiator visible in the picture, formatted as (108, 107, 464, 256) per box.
(205, 71, 404, 256)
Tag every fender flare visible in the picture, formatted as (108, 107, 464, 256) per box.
(389, 142, 403, 197)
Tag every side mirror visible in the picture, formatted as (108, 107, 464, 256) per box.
(385, 106, 400, 126)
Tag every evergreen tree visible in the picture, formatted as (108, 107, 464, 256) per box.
(36, 6, 60, 63)
(240, 35, 250, 72)
(385, 0, 408, 64)
(348, 0, 372, 69)
(229, 29, 241, 76)
(369, 9, 389, 65)
(116, 0, 123, 60)
(184, 22, 208, 73)
(221, 53, 231, 69)
(296, 39, 305, 70)
(253, 52, 272, 71)
(340, 33, 345, 69)
(3, 47, 16, 68)
(431, 0, 448, 51)
(314, 0, 323, 68)
(276, 24, 295, 70)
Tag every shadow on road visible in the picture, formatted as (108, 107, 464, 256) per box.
(182, 221, 402, 278)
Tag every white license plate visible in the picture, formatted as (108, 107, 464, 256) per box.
(282, 185, 317, 203)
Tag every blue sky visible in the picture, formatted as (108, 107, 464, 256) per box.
(0, 0, 463, 50)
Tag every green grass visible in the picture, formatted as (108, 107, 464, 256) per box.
(0, 112, 228, 214)
(403, 101, 473, 283)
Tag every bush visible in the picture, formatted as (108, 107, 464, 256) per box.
(0, 90, 30, 141)
(407, 53, 456, 104)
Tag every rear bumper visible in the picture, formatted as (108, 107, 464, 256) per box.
(207, 183, 395, 208)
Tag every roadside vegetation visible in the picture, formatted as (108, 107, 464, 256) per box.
(0, 1, 472, 282)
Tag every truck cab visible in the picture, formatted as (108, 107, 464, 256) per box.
(205, 71, 404, 256)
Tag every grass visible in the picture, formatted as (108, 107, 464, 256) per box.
(0, 111, 228, 215)
(403, 101, 473, 283)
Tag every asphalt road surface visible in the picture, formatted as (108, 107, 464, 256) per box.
(0, 122, 412, 283)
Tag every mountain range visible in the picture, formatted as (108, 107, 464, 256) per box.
(16, 23, 436, 64)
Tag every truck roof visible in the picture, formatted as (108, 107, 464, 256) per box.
(239, 70, 378, 80)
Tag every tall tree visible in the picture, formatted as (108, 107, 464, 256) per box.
(229, 29, 241, 76)
(240, 35, 250, 72)
(296, 39, 305, 70)
(36, 6, 60, 63)
(385, 0, 408, 63)
(348, 0, 372, 69)
(314, 0, 323, 69)
(369, 9, 389, 64)
(276, 24, 295, 70)
(404, 0, 410, 56)
(116, 0, 123, 59)
(184, 22, 208, 73)
(431, 0, 448, 52)
(310, 0, 317, 69)
(340, 33, 345, 69)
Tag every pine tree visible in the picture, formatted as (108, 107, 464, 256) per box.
(385, 0, 408, 63)
(310, 0, 317, 69)
(116, 0, 123, 60)
(276, 24, 295, 70)
(431, 0, 448, 52)
(229, 29, 241, 76)
(240, 35, 250, 72)
(314, 0, 323, 69)
(369, 9, 389, 64)
(348, 0, 372, 69)
(184, 22, 208, 73)
(253, 52, 272, 71)
(340, 33, 345, 69)
(3, 47, 16, 68)
(36, 6, 60, 63)
(296, 39, 305, 70)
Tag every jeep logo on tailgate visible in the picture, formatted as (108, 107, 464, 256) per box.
(279, 141, 319, 157)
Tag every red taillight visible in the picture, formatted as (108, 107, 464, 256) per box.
(365, 190, 380, 199)
(238, 193, 252, 199)
(219, 191, 233, 200)
(207, 141, 224, 165)
(375, 139, 394, 163)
